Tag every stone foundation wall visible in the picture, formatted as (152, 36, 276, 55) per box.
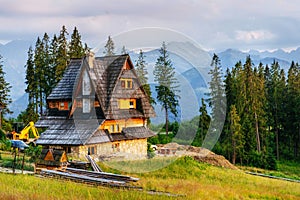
(68, 139, 148, 161)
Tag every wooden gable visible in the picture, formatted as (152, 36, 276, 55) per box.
(55, 150, 68, 163)
(122, 57, 134, 70)
(44, 149, 55, 161)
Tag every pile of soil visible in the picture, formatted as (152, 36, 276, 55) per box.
(159, 143, 238, 170)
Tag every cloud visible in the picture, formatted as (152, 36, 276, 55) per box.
(0, 0, 300, 50)
(235, 30, 276, 42)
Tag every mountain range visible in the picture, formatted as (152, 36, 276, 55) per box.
(1, 40, 299, 119)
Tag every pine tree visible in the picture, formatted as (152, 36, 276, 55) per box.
(207, 54, 226, 149)
(286, 61, 300, 158)
(49, 34, 59, 91)
(121, 46, 127, 54)
(267, 61, 285, 159)
(25, 46, 36, 105)
(208, 54, 226, 119)
(34, 37, 45, 115)
(103, 36, 115, 56)
(0, 54, 12, 115)
(68, 27, 85, 59)
(41, 33, 52, 102)
(252, 66, 266, 153)
(55, 25, 69, 82)
(278, 69, 287, 157)
(135, 50, 154, 104)
(153, 42, 179, 135)
(229, 105, 243, 164)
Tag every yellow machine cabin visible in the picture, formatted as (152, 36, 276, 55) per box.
(12, 121, 39, 143)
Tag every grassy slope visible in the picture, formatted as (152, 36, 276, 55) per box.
(0, 157, 299, 200)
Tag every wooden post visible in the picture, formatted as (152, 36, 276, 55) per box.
(21, 152, 25, 174)
(12, 149, 17, 174)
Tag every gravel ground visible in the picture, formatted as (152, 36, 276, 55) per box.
(0, 166, 34, 174)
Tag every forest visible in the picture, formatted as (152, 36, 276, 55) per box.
(150, 53, 300, 170)
(0, 26, 299, 170)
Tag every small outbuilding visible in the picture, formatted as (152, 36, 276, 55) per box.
(35, 148, 68, 172)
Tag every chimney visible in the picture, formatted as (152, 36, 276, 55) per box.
(86, 51, 95, 69)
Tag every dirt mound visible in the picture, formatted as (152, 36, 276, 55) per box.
(158, 143, 238, 170)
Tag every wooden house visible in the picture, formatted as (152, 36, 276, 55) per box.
(35, 53, 155, 160)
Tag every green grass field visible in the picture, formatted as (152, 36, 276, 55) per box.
(0, 156, 299, 199)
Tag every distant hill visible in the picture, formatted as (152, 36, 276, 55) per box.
(217, 48, 291, 71)
(0, 40, 32, 101)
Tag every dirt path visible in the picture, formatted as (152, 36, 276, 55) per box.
(0, 166, 34, 174)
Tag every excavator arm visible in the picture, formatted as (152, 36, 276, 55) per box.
(12, 121, 39, 142)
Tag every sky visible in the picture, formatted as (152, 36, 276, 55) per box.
(1, 0, 300, 51)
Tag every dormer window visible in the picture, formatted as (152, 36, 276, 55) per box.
(120, 78, 133, 89)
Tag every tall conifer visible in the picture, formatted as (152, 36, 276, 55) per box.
(153, 42, 179, 135)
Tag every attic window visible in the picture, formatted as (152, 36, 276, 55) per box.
(118, 99, 136, 109)
(120, 78, 133, 89)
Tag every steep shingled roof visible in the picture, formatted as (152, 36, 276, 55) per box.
(35, 118, 109, 146)
(47, 59, 82, 100)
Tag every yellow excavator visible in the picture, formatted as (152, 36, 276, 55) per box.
(11, 121, 39, 144)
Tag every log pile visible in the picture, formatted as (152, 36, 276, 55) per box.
(40, 168, 139, 188)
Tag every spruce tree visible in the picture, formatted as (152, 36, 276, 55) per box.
(267, 61, 285, 159)
(103, 36, 115, 56)
(25, 46, 36, 105)
(34, 37, 45, 115)
(55, 25, 69, 82)
(49, 34, 59, 91)
(68, 27, 85, 59)
(153, 42, 179, 135)
(208, 54, 226, 119)
(207, 54, 226, 150)
(278, 69, 287, 158)
(41, 33, 52, 101)
(286, 62, 300, 158)
(0, 54, 12, 115)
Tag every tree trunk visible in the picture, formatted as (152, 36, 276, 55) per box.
(255, 111, 261, 152)
(276, 126, 279, 160)
(232, 139, 236, 165)
(165, 106, 169, 135)
(35, 96, 38, 114)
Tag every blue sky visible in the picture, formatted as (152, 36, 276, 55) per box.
(1, 0, 300, 51)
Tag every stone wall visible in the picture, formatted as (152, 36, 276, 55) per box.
(68, 139, 148, 161)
